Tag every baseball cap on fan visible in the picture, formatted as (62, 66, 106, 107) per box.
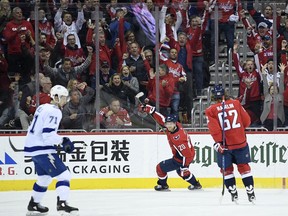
(115, 7, 124, 13)
(258, 22, 268, 29)
(101, 61, 110, 68)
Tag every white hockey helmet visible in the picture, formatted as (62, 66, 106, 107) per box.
(50, 85, 69, 103)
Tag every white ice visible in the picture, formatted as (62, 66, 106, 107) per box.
(0, 189, 287, 216)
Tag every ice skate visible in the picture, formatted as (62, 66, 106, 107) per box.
(26, 197, 49, 216)
(228, 185, 238, 204)
(247, 192, 256, 204)
(154, 184, 170, 191)
(57, 196, 79, 216)
(230, 191, 239, 203)
(188, 181, 202, 190)
(246, 185, 256, 204)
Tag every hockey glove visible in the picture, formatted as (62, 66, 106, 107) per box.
(138, 104, 155, 114)
(62, 137, 75, 153)
(213, 142, 227, 154)
(180, 166, 190, 177)
(143, 104, 155, 114)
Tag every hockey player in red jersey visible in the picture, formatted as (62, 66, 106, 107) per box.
(140, 104, 202, 191)
(205, 84, 255, 203)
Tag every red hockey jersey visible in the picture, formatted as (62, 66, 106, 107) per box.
(151, 111, 195, 167)
(205, 99, 251, 150)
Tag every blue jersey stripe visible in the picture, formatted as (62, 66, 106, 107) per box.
(24, 145, 56, 152)
(42, 128, 56, 133)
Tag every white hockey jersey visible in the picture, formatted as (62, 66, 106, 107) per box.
(24, 104, 63, 157)
(54, 9, 84, 48)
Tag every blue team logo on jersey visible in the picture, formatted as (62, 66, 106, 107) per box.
(0, 152, 17, 165)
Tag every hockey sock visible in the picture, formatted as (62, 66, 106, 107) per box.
(224, 175, 236, 193)
(242, 175, 254, 191)
(56, 181, 70, 201)
(32, 183, 47, 203)
(157, 177, 168, 186)
(186, 174, 197, 185)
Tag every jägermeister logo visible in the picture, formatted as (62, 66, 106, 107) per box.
(191, 141, 287, 167)
(251, 142, 287, 167)
(192, 142, 217, 167)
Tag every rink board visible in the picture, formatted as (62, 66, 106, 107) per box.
(0, 133, 287, 190)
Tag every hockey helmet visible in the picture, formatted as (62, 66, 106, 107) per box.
(212, 84, 225, 100)
(50, 85, 69, 103)
(165, 114, 178, 123)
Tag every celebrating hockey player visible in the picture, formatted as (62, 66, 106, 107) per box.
(139, 104, 202, 191)
(24, 85, 79, 215)
(205, 84, 256, 203)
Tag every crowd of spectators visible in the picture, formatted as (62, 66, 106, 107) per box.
(1, 0, 288, 131)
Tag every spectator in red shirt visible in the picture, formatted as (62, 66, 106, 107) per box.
(209, 0, 242, 65)
(3, 7, 35, 83)
(29, 7, 57, 49)
(145, 64, 175, 116)
(38, 33, 54, 52)
(233, 43, 262, 126)
(254, 34, 274, 73)
(161, 48, 186, 117)
(62, 33, 86, 67)
(168, 30, 201, 120)
(86, 22, 116, 77)
(186, 3, 209, 96)
(279, 40, 288, 127)
(100, 98, 132, 129)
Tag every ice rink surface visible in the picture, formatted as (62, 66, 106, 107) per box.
(0, 188, 287, 216)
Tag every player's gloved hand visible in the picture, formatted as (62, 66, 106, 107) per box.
(180, 166, 190, 177)
(213, 142, 227, 154)
(62, 137, 74, 153)
(139, 104, 155, 115)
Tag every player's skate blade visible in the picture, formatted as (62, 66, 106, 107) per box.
(231, 192, 239, 205)
(154, 185, 170, 191)
(58, 211, 80, 216)
(57, 196, 79, 216)
(248, 192, 256, 205)
(188, 181, 202, 190)
(26, 197, 49, 216)
(26, 212, 48, 216)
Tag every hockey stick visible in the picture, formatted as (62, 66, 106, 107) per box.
(9, 137, 24, 152)
(135, 92, 165, 131)
(221, 95, 226, 197)
(135, 92, 145, 104)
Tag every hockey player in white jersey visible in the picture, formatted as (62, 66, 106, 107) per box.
(24, 85, 79, 216)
